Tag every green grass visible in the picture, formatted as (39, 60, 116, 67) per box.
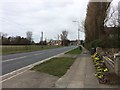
(31, 57, 75, 77)
(65, 47, 82, 54)
(1, 45, 62, 55)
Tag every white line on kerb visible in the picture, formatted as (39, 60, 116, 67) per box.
(0, 69, 29, 83)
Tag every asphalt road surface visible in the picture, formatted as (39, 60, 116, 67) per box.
(2, 46, 76, 75)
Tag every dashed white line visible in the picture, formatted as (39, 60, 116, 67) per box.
(34, 53, 43, 55)
(2, 56, 27, 63)
(2, 53, 44, 63)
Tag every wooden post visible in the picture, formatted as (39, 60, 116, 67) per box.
(114, 52, 120, 77)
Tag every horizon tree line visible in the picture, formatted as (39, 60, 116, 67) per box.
(0, 31, 35, 45)
(0, 30, 70, 46)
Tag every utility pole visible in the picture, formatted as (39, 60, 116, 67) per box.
(72, 21, 80, 45)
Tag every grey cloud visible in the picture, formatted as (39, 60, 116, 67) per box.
(1, 0, 89, 42)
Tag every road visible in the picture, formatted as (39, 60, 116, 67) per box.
(2, 46, 76, 75)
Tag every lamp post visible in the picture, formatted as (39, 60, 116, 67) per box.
(72, 21, 80, 45)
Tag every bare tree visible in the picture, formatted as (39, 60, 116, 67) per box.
(104, 2, 120, 48)
(104, 5, 119, 27)
(60, 30, 68, 40)
(104, 1, 120, 27)
(0, 32, 7, 38)
(79, 20, 85, 33)
(60, 30, 69, 46)
(26, 31, 32, 44)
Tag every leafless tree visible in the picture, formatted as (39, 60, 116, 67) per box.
(26, 31, 32, 44)
(60, 30, 69, 46)
(0, 32, 7, 38)
(60, 30, 68, 40)
(104, 5, 119, 27)
(79, 20, 85, 33)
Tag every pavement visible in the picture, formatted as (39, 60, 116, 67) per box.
(2, 46, 119, 88)
(55, 47, 118, 88)
(2, 70, 59, 88)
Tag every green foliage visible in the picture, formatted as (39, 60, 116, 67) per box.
(2, 45, 62, 55)
(61, 40, 70, 46)
(102, 37, 120, 48)
(1, 36, 32, 45)
(85, 37, 120, 50)
(85, 39, 103, 50)
(90, 39, 104, 48)
(65, 47, 82, 54)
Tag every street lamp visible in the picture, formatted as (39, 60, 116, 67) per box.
(72, 21, 80, 45)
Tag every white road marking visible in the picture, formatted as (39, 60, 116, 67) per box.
(0, 69, 29, 83)
(2, 53, 44, 63)
(2, 56, 27, 63)
(34, 53, 43, 55)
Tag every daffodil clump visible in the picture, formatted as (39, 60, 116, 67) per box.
(92, 52, 110, 84)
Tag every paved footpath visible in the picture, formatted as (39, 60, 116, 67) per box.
(2, 71, 59, 88)
(55, 47, 118, 88)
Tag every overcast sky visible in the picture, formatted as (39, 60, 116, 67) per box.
(0, 0, 119, 42)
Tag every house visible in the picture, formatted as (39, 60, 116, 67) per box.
(48, 40, 62, 46)
(70, 40, 78, 46)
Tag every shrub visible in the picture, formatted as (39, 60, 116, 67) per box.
(90, 39, 104, 48)
(85, 39, 103, 50)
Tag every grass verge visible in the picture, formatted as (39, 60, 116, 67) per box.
(65, 47, 82, 54)
(31, 57, 75, 77)
(2, 45, 62, 55)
